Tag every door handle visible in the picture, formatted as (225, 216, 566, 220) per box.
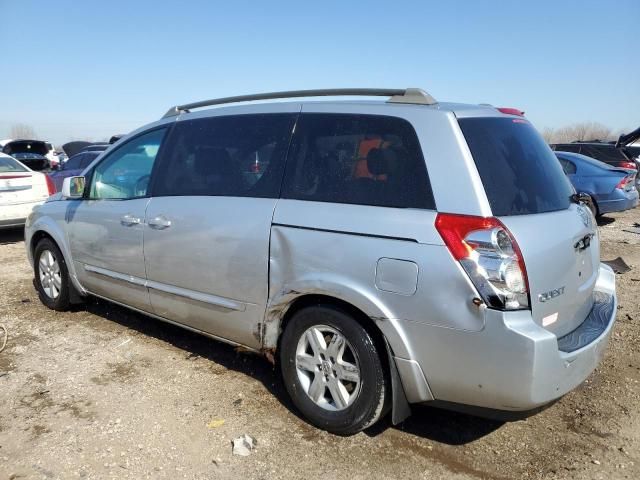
(148, 215, 172, 230)
(120, 214, 141, 226)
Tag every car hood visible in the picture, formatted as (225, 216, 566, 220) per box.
(62, 141, 92, 157)
(46, 192, 64, 202)
(616, 126, 640, 148)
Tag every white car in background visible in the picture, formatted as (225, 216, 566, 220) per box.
(0, 152, 55, 229)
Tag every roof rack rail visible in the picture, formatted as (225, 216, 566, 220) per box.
(162, 88, 436, 118)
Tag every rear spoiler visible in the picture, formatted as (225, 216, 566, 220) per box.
(615, 126, 640, 148)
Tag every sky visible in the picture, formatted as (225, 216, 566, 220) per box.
(0, 0, 638, 146)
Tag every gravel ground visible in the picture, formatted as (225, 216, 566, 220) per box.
(0, 208, 639, 480)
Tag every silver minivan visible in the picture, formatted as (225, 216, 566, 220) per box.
(25, 89, 617, 435)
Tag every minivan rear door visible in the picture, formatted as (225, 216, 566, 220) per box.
(458, 116, 599, 337)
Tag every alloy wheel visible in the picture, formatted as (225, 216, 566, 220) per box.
(38, 249, 62, 299)
(295, 325, 361, 411)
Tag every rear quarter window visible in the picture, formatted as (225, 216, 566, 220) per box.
(282, 113, 435, 209)
(459, 117, 572, 216)
(0, 155, 29, 172)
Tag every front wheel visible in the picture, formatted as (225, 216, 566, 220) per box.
(279, 304, 389, 435)
(34, 238, 71, 311)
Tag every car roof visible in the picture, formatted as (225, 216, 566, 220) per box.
(553, 142, 616, 147)
(173, 99, 504, 121)
(555, 151, 622, 171)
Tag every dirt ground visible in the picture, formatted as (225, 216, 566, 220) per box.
(0, 209, 638, 480)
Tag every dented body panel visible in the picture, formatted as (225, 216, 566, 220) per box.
(24, 96, 618, 421)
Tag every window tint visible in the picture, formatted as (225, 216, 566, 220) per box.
(282, 113, 435, 209)
(459, 118, 572, 216)
(153, 114, 296, 198)
(558, 158, 577, 175)
(89, 128, 166, 200)
(64, 153, 84, 170)
(80, 152, 99, 168)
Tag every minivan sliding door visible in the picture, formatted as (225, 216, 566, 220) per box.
(143, 110, 298, 348)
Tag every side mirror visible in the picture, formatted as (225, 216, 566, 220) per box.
(62, 176, 85, 199)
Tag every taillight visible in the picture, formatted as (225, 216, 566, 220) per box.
(45, 175, 56, 195)
(618, 161, 637, 170)
(615, 175, 635, 191)
(435, 213, 530, 310)
(497, 107, 525, 116)
(0, 174, 31, 179)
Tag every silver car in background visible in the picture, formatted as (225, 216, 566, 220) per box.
(25, 88, 617, 435)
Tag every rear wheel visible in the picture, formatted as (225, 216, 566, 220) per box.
(34, 238, 71, 311)
(279, 304, 388, 435)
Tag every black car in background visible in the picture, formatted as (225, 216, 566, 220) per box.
(550, 141, 637, 170)
(1, 139, 51, 170)
(79, 144, 110, 153)
(551, 127, 640, 172)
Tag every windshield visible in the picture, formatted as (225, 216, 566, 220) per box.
(0, 155, 29, 173)
(459, 117, 573, 216)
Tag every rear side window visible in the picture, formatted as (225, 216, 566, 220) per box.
(153, 114, 296, 198)
(282, 113, 435, 209)
(459, 118, 572, 216)
(0, 155, 28, 172)
(558, 158, 576, 175)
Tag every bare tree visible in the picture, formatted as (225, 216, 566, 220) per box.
(542, 122, 615, 144)
(541, 127, 555, 143)
(572, 122, 612, 142)
(9, 123, 37, 139)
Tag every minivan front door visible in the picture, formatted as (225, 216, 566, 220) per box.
(142, 111, 298, 348)
(67, 128, 168, 311)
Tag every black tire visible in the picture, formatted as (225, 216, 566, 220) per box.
(279, 304, 389, 435)
(33, 238, 72, 311)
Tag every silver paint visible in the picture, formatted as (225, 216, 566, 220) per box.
(24, 98, 618, 418)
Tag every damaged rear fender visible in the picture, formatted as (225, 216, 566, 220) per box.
(260, 278, 413, 361)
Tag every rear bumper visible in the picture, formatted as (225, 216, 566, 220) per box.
(598, 189, 639, 214)
(0, 200, 43, 228)
(394, 264, 616, 412)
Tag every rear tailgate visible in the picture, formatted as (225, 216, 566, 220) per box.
(0, 173, 48, 205)
(498, 206, 598, 336)
(458, 116, 597, 337)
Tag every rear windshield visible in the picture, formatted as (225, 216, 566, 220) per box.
(459, 117, 572, 216)
(0, 155, 29, 173)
